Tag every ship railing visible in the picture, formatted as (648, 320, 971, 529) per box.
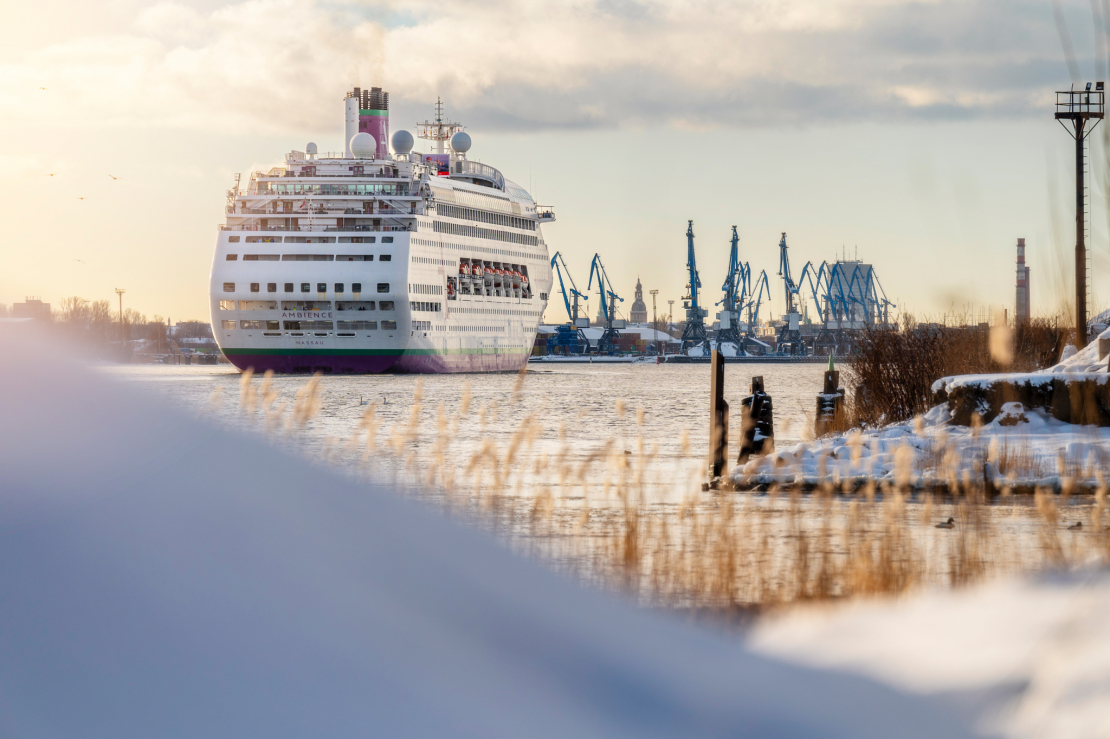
(228, 206, 413, 215)
(450, 160, 505, 190)
(220, 224, 415, 232)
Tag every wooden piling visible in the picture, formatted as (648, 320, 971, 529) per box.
(709, 350, 730, 485)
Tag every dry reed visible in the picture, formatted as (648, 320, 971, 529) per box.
(231, 369, 1110, 614)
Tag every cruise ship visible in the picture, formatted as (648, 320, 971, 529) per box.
(210, 87, 554, 373)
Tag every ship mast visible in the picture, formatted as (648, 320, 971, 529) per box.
(416, 97, 463, 156)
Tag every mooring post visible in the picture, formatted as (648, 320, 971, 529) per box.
(814, 358, 845, 437)
(738, 375, 774, 463)
(708, 349, 729, 485)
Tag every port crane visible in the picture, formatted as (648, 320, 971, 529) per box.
(588, 253, 623, 354)
(716, 225, 748, 350)
(776, 232, 805, 355)
(549, 251, 589, 354)
(680, 220, 708, 353)
(741, 269, 772, 354)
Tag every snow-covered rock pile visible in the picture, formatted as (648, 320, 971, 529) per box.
(930, 330, 1110, 427)
(733, 402, 1110, 492)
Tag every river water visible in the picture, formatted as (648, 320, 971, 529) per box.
(102, 362, 1101, 605)
(105, 362, 827, 496)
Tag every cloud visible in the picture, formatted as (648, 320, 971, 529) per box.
(0, 0, 1097, 134)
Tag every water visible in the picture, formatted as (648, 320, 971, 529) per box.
(104, 362, 828, 494)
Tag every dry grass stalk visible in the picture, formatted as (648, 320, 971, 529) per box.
(235, 371, 1110, 613)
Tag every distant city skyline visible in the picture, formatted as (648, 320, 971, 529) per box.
(2, 0, 1108, 324)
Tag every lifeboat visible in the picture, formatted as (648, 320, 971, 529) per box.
(492, 267, 503, 288)
(511, 270, 523, 287)
(447, 281, 455, 296)
(459, 263, 471, 277)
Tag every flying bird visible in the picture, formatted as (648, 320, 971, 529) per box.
(46, 173, 57, 177)
(39, 87, 46, 90)
(73, 259, 85, 264)
(108, 174, 119, 180)
(77, 197, 86, 200)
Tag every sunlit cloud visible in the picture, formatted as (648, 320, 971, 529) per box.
(0, 0, 1095, 134)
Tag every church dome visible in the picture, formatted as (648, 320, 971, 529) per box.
(629, 277, 648, 324)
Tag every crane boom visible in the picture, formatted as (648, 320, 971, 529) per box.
(680, 220, 708, 353)
(549, 251, 588, 323)
(717, 225, 746, 347)
(588, 254, 623, 353)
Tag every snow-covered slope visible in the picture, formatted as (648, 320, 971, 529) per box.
(751, 570, 1110, 738)
(1040, 329, 1110, 374)
(0, 327, 975, 739)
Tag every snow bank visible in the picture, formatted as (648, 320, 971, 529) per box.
(750, 569, 1110, 738)
(733, 403, 1110, 491)
(0, 327, 975, 739)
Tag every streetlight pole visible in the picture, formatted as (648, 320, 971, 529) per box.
(649, 289, 659, 355)
(1055, 83, 1104, 345)
(115, 288, 126, 348)
(667, 300, 675, 354)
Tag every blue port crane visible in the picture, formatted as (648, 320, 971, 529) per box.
(550, 251, 589, 323)
(588, 253, 623, 354)
(716, 225, 748, 348)
(549, 251, 589, 354)
(740, 269, 772, 354)
(775, 232, 805, 355)
(680, 220, 708, 353)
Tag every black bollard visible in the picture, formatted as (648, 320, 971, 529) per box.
(738, 376, 774, 464)
(814, 369, 845, 437)
(708, 350, 730, 485)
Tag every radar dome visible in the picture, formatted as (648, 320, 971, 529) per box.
(391, 129, 414, 154)
(305, 142, 318, 155)
(450, 131, 472, 154)
(350, 132, 377, 158)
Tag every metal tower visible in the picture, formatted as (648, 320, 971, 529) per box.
(1055, 82, 1104, 345)
(680, 220, 708, 352)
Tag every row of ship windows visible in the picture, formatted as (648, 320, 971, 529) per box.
(259, 183, 409, 196)
(452, 307, 541, 316)
(223, 282, 389, 294)
(435, 203, 536, 231)
(224, 320, 399, 331)
(225, 254, 392, 261)
(410, 302, 441, 313)
(229, 236, 395, 244)
(431, 221, 538, 246)
(222, 321, 505, 334)
(412, 237, 539, 263)
(220, 300, 395, 311)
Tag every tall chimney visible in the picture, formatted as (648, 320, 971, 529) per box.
(358, 87, 390, 159)
(1016, 238, 1030, 325)
(344, 88, 360, 158)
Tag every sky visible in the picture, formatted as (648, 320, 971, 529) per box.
(2, 0, 1109, 325)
